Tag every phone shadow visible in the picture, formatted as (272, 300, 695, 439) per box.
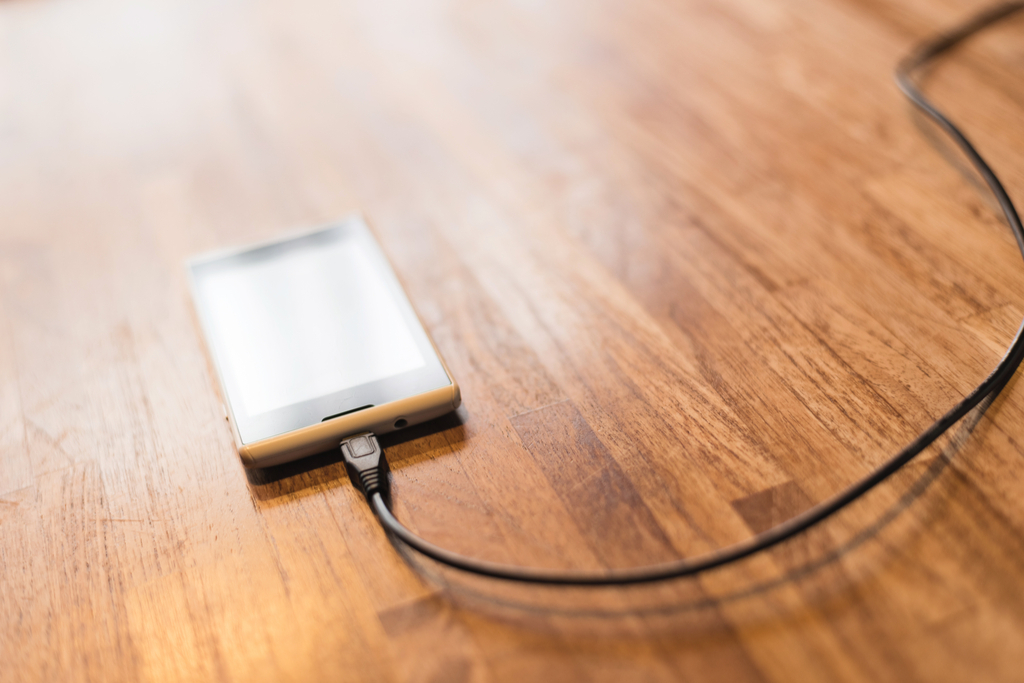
(245, 410, 468, 500)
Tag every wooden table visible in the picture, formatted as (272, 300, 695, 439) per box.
(3, 0, 1024, 680)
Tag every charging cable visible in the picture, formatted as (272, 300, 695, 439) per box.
(343, 2, 1024, 585)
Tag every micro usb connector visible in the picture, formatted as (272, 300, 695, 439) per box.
(340, 433, 389, 501)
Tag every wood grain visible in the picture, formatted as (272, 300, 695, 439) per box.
(3, 0, 1024, 680)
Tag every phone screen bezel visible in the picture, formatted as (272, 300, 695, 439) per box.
(188, 218, 453, 445)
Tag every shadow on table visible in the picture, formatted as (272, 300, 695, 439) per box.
(244, 411, 467, 500)
(242, 369, 1012, 635)
(384, 385, 1007, 633)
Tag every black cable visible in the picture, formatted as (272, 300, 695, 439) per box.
(345, 2, 1024, 585)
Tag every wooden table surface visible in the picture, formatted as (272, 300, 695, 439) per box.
(3, 0, 1024, 680)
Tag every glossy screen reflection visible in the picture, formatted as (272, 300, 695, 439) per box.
(196, 232, 426, 416)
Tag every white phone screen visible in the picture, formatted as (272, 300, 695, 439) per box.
(196, 231, 426, 416)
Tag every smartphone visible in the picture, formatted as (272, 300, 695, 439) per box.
(187, 217, 461, 468)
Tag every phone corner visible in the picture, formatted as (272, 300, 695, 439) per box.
(450, 380, 462, 410)
(238, 444, 258, 469)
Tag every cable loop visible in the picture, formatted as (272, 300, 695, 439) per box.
(368, 3, 1024, 585)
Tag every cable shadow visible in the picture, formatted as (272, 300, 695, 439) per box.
(383, 386, 1006, 630)
(910, 106, 996, 209)
(903, 13, 1024, 217)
